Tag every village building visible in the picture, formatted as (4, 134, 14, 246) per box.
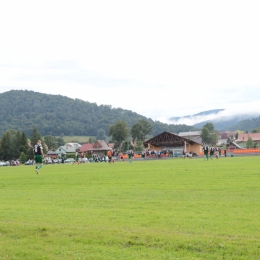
(143, 131, 203, 156)
(87, 140, 112, 156)
(178, 131, 202, 144)
(79, 143, 94, 154)
(55, 143, 82, 157)
(217, 131, 236, 145)
(236, 133, 260, 148)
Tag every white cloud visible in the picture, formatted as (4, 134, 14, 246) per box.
(0, 0, 260, 120)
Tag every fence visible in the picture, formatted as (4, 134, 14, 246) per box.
(200, 148, 260, 157)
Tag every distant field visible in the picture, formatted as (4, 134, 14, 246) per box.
(1, 157, 260, 259)
(57, 135, 95, 143)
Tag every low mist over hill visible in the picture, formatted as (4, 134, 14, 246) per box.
(0, 90, 195, 137)
(169, 109, 259, 131)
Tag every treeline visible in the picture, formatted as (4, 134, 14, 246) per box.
(0, 90, 195, 137)
(0, 127, 65, 162)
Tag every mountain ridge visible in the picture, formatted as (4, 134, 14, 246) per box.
(0, 90, 195, 137)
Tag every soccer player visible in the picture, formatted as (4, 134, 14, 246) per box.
(34, 140, 44, 174)
(209, 145, 215, 159)
(203, 143, 209, 161)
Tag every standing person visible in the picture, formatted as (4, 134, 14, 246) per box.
(203, 143, 209, 161)
(182, 149, 186, 159)
(107, 150, 112, 164)
(215, 147, 219, 159)
(73, 151, 80, 165)
(34, 140, 44, 174)
(210, 145, 215, 159)
(111, 149, 115, 164)
(128, 150, 133, 163)
(141, 150, 146, 162)
(81, 152, 85, 164)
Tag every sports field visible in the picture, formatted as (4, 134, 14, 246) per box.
(0, 157, 260, 259)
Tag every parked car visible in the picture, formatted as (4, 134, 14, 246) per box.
(80, 158, 89, 163)
(0, 161, 9, 166)
(44, 158, 53, 164)
(24, 160, 35, 165)
(53, 159, 61, 164)
(64, 158, 75, 163)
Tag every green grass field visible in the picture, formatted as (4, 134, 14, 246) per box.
(57, 136, 106, 143)
(0, 157, 260, 259)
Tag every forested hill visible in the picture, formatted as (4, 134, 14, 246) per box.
(228, 116, 260, 132)
(0, 90, 195, 137)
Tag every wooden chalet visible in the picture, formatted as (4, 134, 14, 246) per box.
(143, 131, 203, 155)
(89, 140, 112, 156)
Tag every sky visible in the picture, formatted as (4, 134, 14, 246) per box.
(1, 0, 260, 125)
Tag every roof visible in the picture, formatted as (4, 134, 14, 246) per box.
(236, 133, 260, 142)
(178, 131, 201, 137)
(55, 145, 77, 153)
(229, 141, 243, 149)
(90, 140, 112, 151)
(47, 151, 58, 155)
(219, 131, 236, 139)
(144, 131, 202, 148)
(79, 143, 94, 152)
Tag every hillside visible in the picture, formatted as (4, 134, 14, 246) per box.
(228, 116, 260, 132)
(193, 114, 258, 131)
(0, 90, 195, 137)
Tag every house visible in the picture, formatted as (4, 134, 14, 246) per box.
(88, 140, 112, 156)
(236, 133, 260, 148)
(144, 131, 203, 155)
(79, 143, 94, 154)
(178, 131, 202, 145)
(217, 131, 236, 145)
(55, 143, 82, 157)
(47, 150, 58, 159)
(226, 141, 243, 150)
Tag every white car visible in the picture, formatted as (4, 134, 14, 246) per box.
(0, 161, 8, 166)
(64, 158, 75, 163)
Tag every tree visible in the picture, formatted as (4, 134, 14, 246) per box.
(251, 127, 260, 133)
(108, 121, 129, 147)
(96, 129, 106, 140)
(135, 140, 144, 152)
(20, 132, 29, 155)
(131, 119, 152, 142)
(44, 135, 59, 151)
(200, 123, 218, 145)
(56, 137, 65, 147)
(0, 131, 12, 160)
(246, 137, 253, 148)
(30, 127, 42, 147)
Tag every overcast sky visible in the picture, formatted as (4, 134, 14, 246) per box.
(1, 0, 260, 124)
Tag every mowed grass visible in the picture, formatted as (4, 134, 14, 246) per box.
(57, 136, 97, 143)
(0, 157, 260, 260)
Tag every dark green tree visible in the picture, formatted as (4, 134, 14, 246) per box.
(131, 119, 152, 142)
(44, 135, 59, 151)
(20, 132, 29, 154)
(96, 129, 106, 140)
(30, 127, 42, 147)
(108, 121, 129, 147)
(56, 137, 65, 147)
(0, 131, 12, 160)
(200, 123, 218, 145)
(246, 136, 253, 148)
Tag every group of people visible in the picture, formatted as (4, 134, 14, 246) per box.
(202, 144, 225, 161)
(182, 149, 193, 159)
